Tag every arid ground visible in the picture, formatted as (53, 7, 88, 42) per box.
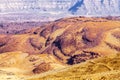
(0, 17, 119, 80)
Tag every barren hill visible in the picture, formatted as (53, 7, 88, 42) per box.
(0, 17, 120, 63)
(0, 17, 119, 79)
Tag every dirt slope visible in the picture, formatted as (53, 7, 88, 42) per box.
(28, 53, 120, 80)
(0, 17, 119, 79)
(0, 51, 66, 80)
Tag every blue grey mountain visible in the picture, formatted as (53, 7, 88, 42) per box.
(0, 0, 120, 16)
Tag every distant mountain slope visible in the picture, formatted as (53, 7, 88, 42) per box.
(69, 0, 120, 16)
(0, 0, 120, 22)
(69, 0, 84, 14)
(0, 21, 47, 34)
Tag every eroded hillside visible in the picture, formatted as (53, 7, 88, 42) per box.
(0, 17, 120, 63)
(29, 53, 120, 80)
(0, 17, 119, 79)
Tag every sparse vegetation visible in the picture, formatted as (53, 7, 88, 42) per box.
(29, 53, 120, 80)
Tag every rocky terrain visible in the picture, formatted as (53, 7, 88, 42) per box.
(0, 17, 119, 80)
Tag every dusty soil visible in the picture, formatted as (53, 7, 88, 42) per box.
(0, 16, 119, 80)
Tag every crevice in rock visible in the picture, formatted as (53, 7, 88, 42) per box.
(82, 34, 93, 43)
(0, 43, 6, 47)
(52, 37, 69, 58)
(45, 37, 53, 47)
(67, 51, 100, 65)
(53, 38, 62, 51)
